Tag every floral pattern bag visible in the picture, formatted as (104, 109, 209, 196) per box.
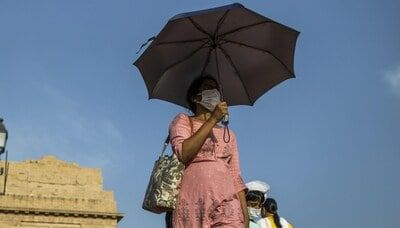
(142, 135, 185, 214)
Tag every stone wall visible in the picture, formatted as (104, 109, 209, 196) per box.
(0, 156, 123, 228)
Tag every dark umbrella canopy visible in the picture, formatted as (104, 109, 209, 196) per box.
(134, 3, 299, 109)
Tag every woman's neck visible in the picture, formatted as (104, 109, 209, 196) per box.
(266, 213, 274, 217)
(193, 106, 212, 121)
(193, 112, 212, 121)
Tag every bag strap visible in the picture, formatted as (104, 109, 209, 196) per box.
(160, 114, 194, 157)
(159, 135, 170, 157)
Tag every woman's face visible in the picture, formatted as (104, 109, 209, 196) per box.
(193, 79, 220, 103)
(247, 200, 261, 209)
(261, 207, 274, 217)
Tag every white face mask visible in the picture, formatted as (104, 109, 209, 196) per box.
(196, 89, 221, 111)
(247, 207, 262, 222)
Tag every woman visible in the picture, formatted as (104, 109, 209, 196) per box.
(245, 180, 270, 227)
(257, 198, 293, 228)
(246, 191, 264, 228)
(169, 76, 249, 228)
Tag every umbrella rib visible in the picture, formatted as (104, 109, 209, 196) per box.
(188, 17, 212, 37)
(220, 21, 273, 37)
(156, 38, 209, 46)
(222, 39, 293, 74)
(163, 43, 208, 75)
(150, 43, 209, 98)
(214, 48, 225, 99)
(217, 46, 253, 104)
(214, 10, 230, 37)
(200, 48, 213, 77)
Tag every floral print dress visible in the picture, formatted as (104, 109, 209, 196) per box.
(169, 113, 247, 228)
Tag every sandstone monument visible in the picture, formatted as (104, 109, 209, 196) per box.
(0, 155, 123, 227)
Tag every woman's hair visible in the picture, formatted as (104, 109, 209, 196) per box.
(186, 75, 219, 113)
(246, 190, 265, 206)
(263, 198, 282, 228)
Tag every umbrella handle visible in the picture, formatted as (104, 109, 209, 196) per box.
(222, 114, 229, 125)
(222, 115, 230, 143)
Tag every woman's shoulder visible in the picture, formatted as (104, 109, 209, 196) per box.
(280, 217, 292, 228)
(173, 112, 189, 120)
(250, 221, 262, 228)
(256, 218, 269, 228)
(170, 113, 190, 127)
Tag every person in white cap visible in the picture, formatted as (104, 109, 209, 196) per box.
(245, 181, 270, 228)
(246, 181, 270, 197)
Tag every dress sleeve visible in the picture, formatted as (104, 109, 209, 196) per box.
(169, 113, 191, 161)
(228, 131, 247, 193)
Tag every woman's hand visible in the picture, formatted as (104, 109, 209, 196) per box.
(238, 190, 250, 228)
(210, 101, 228, 123)
(180, 102, 228, 164)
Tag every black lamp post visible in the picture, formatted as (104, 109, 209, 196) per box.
(0, 118, 9, 195)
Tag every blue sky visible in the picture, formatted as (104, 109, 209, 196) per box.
(1, 0, 399, 227)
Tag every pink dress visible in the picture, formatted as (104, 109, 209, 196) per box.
(169, 113, 247, 228)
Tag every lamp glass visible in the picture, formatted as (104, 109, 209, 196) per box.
(0, 132, 6, 149)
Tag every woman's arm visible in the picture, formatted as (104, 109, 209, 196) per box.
(180, 102, 227, 163)
(238, 190, 249, 228)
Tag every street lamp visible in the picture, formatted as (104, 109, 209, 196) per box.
(0, 118, 7, 155)
(0, 118, 9, 195)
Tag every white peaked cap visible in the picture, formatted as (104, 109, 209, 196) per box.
(246, 180, 270, 194)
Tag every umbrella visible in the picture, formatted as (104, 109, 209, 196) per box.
(134, 3, 299, 109)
